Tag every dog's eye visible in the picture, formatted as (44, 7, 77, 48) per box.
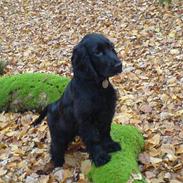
(95, 50, 103, 56)
(109, 43, 114, 48)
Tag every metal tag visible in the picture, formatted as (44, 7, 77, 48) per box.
(102, 79, 109, 88)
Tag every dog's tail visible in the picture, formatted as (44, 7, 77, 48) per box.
(32, 106, 48, 126)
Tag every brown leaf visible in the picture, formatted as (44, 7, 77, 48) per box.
(176, 145, 183, 155)
(38, 175, 50, 183)
(0, 168, 7, 176)
(81, 160, 92, 175)
(138, 152, 150, 165)
(150, 157, 162, 164)
(145, 171, 156, 179)
(170, 180, 182, 183)
(140, 104, 152, 113)
(53, 168, 64, 182)
(148, 134, 161, 146)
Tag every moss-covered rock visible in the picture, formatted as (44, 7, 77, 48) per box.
(0, 73, 70, 112)
(88, 124, 145, 183)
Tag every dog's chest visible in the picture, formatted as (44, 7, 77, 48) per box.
(93, 87, 116, 112)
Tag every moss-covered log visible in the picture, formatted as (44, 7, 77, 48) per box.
(0, 73, 70, 112)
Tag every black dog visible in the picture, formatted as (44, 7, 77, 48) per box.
(32, 33, 122, 167)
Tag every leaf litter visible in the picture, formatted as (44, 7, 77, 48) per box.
(0, 0, 183, 182)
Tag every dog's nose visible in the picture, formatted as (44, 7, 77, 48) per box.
(114, 62, 122, 68)
(114, 62, 122, 73)
(114, 61, 122, 73)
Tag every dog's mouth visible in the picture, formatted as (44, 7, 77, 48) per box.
(114, 63, 122, 74)
(93, 61, 122, 79)
(108, 63, 122, 77)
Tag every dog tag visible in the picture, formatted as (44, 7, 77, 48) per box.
(102, 79, 109, 88)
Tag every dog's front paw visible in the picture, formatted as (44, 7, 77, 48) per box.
(104, 141, 121, 153)
(92, 152, 111, 167)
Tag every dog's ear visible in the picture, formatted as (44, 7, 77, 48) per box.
(71, 43, 98, 80)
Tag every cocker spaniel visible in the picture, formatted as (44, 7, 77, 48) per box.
(33, 33, 122, 167)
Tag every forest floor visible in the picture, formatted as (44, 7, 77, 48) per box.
(0, 0, 183, 182)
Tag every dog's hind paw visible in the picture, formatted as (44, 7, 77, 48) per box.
(51, 158, 64, 168)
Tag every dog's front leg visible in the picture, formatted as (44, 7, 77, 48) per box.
(100, 124, 121, 153)
(79, 123, 111, 167)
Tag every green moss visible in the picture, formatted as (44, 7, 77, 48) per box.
(88, 124, 146, 183)
(0, 73, 70, 112)
(159, 0, 172, 5)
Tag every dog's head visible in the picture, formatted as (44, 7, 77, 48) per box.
(71, 33, 122, 81)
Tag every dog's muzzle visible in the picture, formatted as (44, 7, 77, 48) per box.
(114, 62, 122, 74)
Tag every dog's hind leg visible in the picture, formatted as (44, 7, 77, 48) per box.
(49, 124, 74, 167)
(48, 111, 75, 167)
(49, 134, 68, 167)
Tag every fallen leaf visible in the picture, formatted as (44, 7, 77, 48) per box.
(176, 145, 183, 155)
(138, 152, 150, 164)
(53, 168, 64, 182)
(145, 171, 156, 179)
(0, 168, 7, 176)
(38, 175, 50, 183)
(131, 172, 143, 180)
(140, 104, 152, 113)
(81, 160, 92, 175)
(150, 157, 162, 164)
(170, 180, 182, 183)
(170, 49, 180, 55)
(149, 134, 161, 146)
